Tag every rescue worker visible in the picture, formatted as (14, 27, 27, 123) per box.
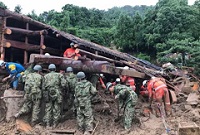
(89, 74, 106, 90)
(120, 66, 136, 91)
(74, 71, 97, 134)
(0, 60, 25, 90)
(112, 78, 121, 86)
(65, 67, 77, 110)
(43, 64, 66, 128)
(14, 65, 43, 126)
(140, 80, 149, 97)
(63, 42, 81, 58)
(106, 82, 138, 130)
(143, 77, 171, 117)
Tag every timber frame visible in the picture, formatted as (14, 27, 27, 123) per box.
(0, 7, 165, 79)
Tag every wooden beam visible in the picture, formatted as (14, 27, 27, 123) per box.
(75, 49, 124, 65)
(5, 39, 63, 55)
(0, 17, 6, 60)
(24, 23, 29, 64)
(40, 34, 44, 54)
(29, 54, 145, 78)
(5, 27, 48, 36)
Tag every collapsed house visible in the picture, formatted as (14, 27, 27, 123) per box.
(0, 7, 199, 93)
(0, 7, 161, 78)
(0, 7, 200, 135)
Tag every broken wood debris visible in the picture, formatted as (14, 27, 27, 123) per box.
(49, 129, 76, 134)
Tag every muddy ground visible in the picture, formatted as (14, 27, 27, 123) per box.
(0, 84, 200, 135)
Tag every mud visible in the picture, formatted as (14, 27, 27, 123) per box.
(0, 84, 200, 135)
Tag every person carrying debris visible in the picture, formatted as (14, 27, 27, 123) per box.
(120, 66, 136, 91)
(0, 60, 25, 90)
(42, 64, 66, 128)
(74, 71, 97, 134)
(106, 82, 138, 130)
(63, 42, 81, 58)
(143, 77, 171, 117)
(14, 65, 43, 126)
(64, 67, 77, 110)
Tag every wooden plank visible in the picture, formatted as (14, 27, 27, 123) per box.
(5, 39, 62, 55)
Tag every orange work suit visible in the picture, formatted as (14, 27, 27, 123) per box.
(125, 77, 136, 91)
(63, 48, 81, 58)
(147, 78, 171, 116)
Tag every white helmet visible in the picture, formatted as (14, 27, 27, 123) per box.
(123, 66, 129, 70)
(142, 80, 148, 86)
(100, 74, 104, 77)
(116, 78, 120, 82)
(151, 76, 156, 80)
(0, 60, 5, 66)
(45, 53, 50, 56)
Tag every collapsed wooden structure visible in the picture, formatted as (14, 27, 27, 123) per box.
(0, 7, 164, 78)
(1, 7, 198, 92)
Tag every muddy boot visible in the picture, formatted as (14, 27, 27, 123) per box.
(53, 121, 58, 128)
(121, 129, 131, 135)
(14, 112, 20, 118)
(46, 123, 51, 129)
(31, 121, 37, 127)
(83, 131, 91, 135)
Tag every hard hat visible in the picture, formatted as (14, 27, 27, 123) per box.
(0, 60, 5, 66)
(45, 53, 50, 56)
(33, 65, 42, 71)
(123, 66, 129, 70)
(151, 76, 156, 79)
(116, 78, 120, 82)
(48, 64, 56, 70)
(77, 71, 85, 79)
(66, 67, 73, 72)
(70, 42, 75, 46)
(142, 80, 148, 86)
(106, 82, 113, 90)
(100, 74, 104, 77)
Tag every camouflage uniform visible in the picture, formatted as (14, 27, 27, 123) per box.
(43, 71, 66, 126)
(114, 84, 138, 129)
(74, 79, 97, 132)
(65, 72, 77, 109)
(18, 72, 43, 124)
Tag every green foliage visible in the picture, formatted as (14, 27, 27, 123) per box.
(137, 53, 150, 61)
(14, 5, 22, 13)
(8, 1, 200, 75)
(0, 1, 7, 9)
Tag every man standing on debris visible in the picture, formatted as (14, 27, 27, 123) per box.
(143, 77, 171, 117)
(63, 42, 81, 59)
(120, 66, 136, 91)
(106, 82, 138, 130)
(43, 64, 66, 128)
(64, 67, 77, 110)
(0, 60, 25, 90)
(14, 65, 43, 126)
(74, 71, 97, 134)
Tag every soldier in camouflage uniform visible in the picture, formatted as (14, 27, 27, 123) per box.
(74, 71, 97, 134)
(14, 65, 43, 126)
(43, 64, 66, 128)
(64, 67, 77, 110)
(107, 82, 138, 130)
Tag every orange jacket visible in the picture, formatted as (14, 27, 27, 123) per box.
(126, 77, 136, 91)
(99, 77, 106, 89)
(63, 48, 81, 58)
(147, 78, 167, 100)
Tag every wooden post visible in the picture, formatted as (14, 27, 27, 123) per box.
(24, 23, 29, 64)
(0, 17, 6, 60)
(40, 34, 44, 54)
